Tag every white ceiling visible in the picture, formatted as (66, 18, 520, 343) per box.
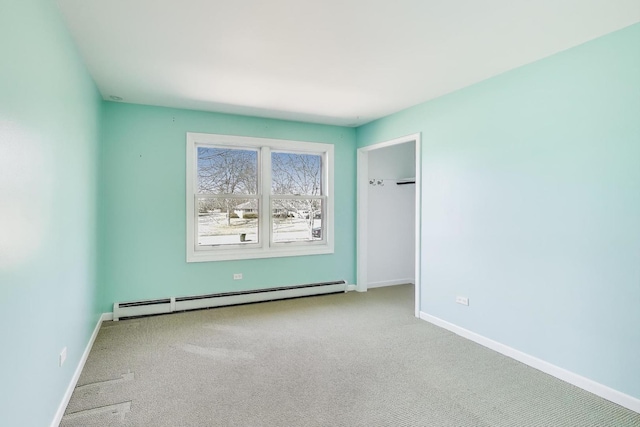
(56, 0, 640, 127)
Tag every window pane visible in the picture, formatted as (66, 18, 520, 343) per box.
(198, 198, 258, 246)
(197, 147, 257, 194)
(271, 152, 322, 195)
(272, 199, 323, 243)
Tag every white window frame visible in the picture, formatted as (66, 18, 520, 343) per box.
(186, 132, 334, 262)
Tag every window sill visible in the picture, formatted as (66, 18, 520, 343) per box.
(187, 244, 334, 262)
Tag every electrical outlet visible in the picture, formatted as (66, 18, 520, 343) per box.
(59, 347, 67, 367)
(233, 273, 243, 280)
(456, 296, 469, 306)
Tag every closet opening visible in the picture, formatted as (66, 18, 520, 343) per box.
(357, 133, 421, 317)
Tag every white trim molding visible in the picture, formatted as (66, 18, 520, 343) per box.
(419, 312, 640, 414)
(367, 279, 414, 289)
(50, 313, 111, 427)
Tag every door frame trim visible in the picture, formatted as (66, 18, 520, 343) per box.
(356, 133, 422, 317)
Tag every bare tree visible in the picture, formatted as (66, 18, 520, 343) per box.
(271, 152, 322, 238)
(198, 147, 257, 225)
(197, 148, 322, 239)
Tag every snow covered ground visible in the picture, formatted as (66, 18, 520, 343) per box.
(197, 213, 321, 245)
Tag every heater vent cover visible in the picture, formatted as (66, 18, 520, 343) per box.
(112, 280, 347, 321)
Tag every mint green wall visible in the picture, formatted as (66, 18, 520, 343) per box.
(99, 103, 356, 312)
(0, 0, 102, 425)
(357, 23, 640, 398)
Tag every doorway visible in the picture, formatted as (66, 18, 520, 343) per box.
(357, 133, 421, 317)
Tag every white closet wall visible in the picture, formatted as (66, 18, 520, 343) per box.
(367, 142, 415, 287)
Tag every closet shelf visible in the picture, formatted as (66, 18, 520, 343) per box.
(396, 177, 415, 185)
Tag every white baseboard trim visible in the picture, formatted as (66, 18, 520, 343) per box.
(346, 284, 358, 292)
(419, 312, 640, 414)
(367, 278, 414, 289)
(50, 313, 110, 427)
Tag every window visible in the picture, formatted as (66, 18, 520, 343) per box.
(186, 133, 334, 262)
(271, 151, 324, 243)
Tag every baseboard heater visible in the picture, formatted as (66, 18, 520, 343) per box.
(112, 280, 347, 321)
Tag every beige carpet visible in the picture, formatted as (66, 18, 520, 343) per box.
(61, 285, 640, 426)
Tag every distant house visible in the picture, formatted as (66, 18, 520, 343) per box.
(234, 200, 257, 218)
